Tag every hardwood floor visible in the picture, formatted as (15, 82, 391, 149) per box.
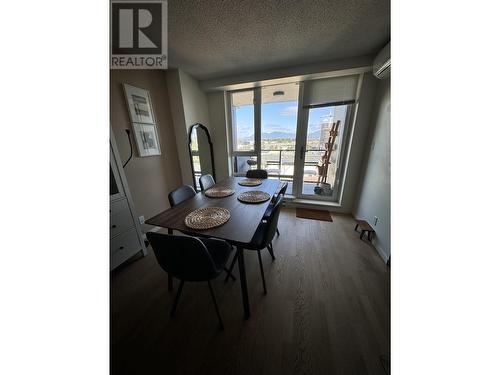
(111, 208, 390, 375)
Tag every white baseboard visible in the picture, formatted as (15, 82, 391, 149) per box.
(372, 241, 390, 264)
(283, 199, 350, 214)
(352, 214, 389, 264)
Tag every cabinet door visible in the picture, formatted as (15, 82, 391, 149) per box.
(111, 229, 142, 270)
(110, 204, 135, 238)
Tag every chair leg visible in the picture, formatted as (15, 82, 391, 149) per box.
(170, 280, 184, 317)
(207, 280, 224, 330)
(224, 267, 236, 281)
(167, 229, 174, 291)
(276, 227, 280, 236)
(360, 230, 365, 240)
(257, 250, 267, 294)
(168, 274, 173, 291)
(267, 243, 276, 261)
(225, 252, 238, 283)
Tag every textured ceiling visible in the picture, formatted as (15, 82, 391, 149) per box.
(232, 83, 299, 106)
(168, 0, 390, 80)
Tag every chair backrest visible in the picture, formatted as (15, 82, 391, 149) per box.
(168, 185, 196, 207)
(271, 181, 288, 203)
(278, 181, 288, 196)
(262, 195, 284, 245)
(146, 232, 219, 281)
(246, 169, 268, 179)
(199, 174, 215, 191)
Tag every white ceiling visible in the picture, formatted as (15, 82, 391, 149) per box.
(168, 0, 390, 80)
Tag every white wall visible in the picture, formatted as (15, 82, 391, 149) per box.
(355, 78, 391, 261)
(200, 55, 374, 91)
(336, 73, 378, 213)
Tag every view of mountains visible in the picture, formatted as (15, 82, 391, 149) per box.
(252, 130, 321, 140)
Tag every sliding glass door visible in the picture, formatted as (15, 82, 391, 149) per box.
(294, 104, 351, 201)
(228, 76, 357, 202)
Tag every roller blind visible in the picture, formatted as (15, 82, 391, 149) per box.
(302, 74, 359, 107)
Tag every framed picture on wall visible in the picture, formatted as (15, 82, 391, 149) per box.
(123, 84, 156, 124)
(132, 123, 161, 157)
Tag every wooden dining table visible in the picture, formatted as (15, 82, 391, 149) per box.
(146, 176, 281, 319)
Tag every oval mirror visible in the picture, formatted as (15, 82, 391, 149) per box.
(188, 123, 215, 191)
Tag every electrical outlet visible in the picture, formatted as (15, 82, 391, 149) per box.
(138, 215, 145, 225)
(374, 216, 378, 226)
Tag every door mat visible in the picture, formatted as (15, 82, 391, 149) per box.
(296, 208, 333, 222)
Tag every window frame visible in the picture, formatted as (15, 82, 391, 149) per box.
(226, 75, 359, 198)
(228, 87, 262, 176)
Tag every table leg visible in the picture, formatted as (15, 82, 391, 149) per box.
(167, 228, 174, 291)
(237, 246, 250, 319)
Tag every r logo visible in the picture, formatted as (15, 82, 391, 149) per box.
(112, 2, 162, 55)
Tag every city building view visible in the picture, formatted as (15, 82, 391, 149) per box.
(232, 85, 348, 198)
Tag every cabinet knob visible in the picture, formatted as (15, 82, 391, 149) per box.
(119, 246, 124, 250)
(111, 224, 117, 228)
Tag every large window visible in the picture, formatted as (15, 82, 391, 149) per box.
(230, 90, 255, 152)
(228, 74, 359, 202)
(229, 84, 299, 180)
(260, 84, 298, 194)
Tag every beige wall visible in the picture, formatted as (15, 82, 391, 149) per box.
(166, 69, 229, 185)
(179, 70, 211, 132)
(110, 70, 182, 221)
(165, 69, 193, 185)
(208, 91, 231, 180)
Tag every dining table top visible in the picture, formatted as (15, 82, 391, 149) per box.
(145, 176, 281, 245)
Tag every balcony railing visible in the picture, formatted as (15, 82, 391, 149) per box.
(233, 149, 339, 196)
(259, 149, 324, 181)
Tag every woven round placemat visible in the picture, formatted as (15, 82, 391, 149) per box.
(237, 190, 271, 204)
(238, 178, 263, 187)
(184, 207, 230, 230)
(205, 187, 235, 198)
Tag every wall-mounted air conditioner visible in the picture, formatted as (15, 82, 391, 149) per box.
(373, 42, 390, 79)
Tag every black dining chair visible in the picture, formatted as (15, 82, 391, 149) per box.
(264, 181, 288, 236)
(167, 184, 236, 283)
(246, 169, 268, 179)
(225, 196, 284, 294)
(146, 232, 232, 330)
(199, 174, 215, 191)
(168, 185, 196, 207)
(166, 185, 197, 291)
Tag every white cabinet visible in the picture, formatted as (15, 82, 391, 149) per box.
(110, 202, 135, 238)
(110, 130, 146, 270)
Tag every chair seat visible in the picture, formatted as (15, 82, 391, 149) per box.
(200, 237, 232, 271)
(244, 221, 267, 250)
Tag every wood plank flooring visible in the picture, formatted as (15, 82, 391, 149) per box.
(111, 208, 390, 375)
